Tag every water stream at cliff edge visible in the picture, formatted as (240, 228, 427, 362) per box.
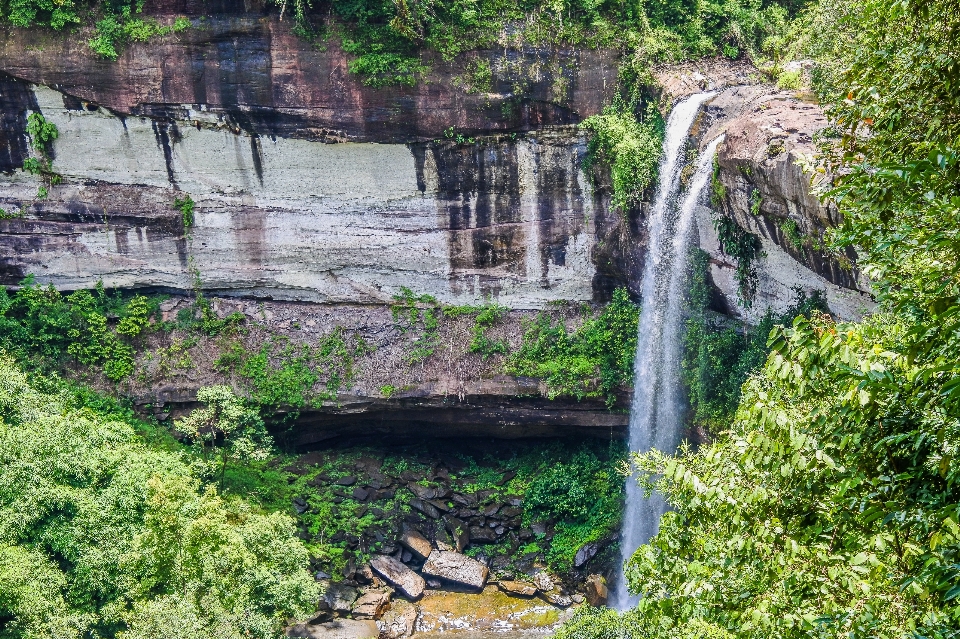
(612, 90, 722, 610)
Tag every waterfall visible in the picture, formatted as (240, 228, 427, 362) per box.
(612, 90, 723, 610)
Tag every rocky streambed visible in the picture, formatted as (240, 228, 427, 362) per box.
(280, 443, 615, 638)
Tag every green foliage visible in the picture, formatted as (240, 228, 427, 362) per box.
(25, 113, 57, 152)
(0, 356, 318, 639)
(581, 102, 664, 215)
(176, 385, 273, 487)
(569, 2, 960, 638)
(0, 278, 158, 381)
(749, 187, 762, 215)
(21, 113, 61, 198)
(713, 213, 762, 305)
(776, 217, 802, 250)
(268, 0, 808, 86)
(681, 249, 828, 430)
(175, 267, 246, 337)
(506, 287, 639, 407)
(215, 329, 362, 415)
(468, 302, 509, 358)
(625, 308, 960, 637)
(525, 448, 625, 569)
(379, 384, 396, 398)
(391, 286, 442, 363)
(557, 606, 733, 639)
(88, 13, 178, 59)
(3, 0, 80, 28)
(173, 194, 195, 229)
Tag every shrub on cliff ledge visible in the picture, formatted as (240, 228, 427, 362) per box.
(581, 106, 665, 214)
(506, 287, 639, 407)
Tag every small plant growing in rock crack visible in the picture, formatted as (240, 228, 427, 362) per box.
(174, 193, 195, 229)
(750, 188, 763, 216)
(175, 264, 246, 336)
(710, 156, 727, 207)
(713, 214, 762, 306)
(380, 384, 397, 398)
(778, 217, 804, 250)
(22, 113, 62, 199)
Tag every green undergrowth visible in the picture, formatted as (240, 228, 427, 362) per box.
(505, 288, 640, 407)
(3, 0, 809, 86)
(0, 277, 160, 381)
(3, 0, 191, 59)
(270, 0, 811, 87)
(681, 248, 828, 431)
(214, 328, 371, 416)
(390, 287, 512, 362)
(279, 440, 626, 577)
(391, 285, 641, 407)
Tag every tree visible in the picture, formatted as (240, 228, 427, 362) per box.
(0, 356, 318, 639)
(176, 385, 273, 487)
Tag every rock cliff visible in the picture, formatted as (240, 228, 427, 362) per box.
(0, 5, 874, 431)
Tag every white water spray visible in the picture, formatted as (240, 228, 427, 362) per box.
(612, 90, 723, 609)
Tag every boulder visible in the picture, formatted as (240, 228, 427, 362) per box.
(377, 598, 418, 639)
(539, 592, 573, 607)
(408, 483, 437, 500)
(574, 542, 600, 568)
(421, 551, 489, 589)
(444, 516, 469, 551)
(468, 526, 497, 543)
(584, 574, 608, 607)
(533, 572, 554, 592)
(497, 580, 537, 597)
(321, 583, 359, 615)
(351, 590, 391, 619)
(399, 528, 433, 558)
(286, 619, 379, 639)
(409, 498, 441, 519)
(370, 555, 426, 599)
(336, 476, 357, 486)
(452, 493, 478, 507)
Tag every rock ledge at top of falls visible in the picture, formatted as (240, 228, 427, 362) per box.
(690, 85, 875, 322)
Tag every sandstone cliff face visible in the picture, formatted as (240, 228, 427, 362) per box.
(688, 82, 874, 321)
(0, 12, 875, 433)
(0, 81, 608, 307)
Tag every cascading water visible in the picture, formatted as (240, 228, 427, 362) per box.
(612, 89, 724, 610)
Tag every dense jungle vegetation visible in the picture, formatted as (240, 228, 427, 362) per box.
(558, 0, 960, 637)
(2, 0, 959, 635)
(1, 0, 804, 83)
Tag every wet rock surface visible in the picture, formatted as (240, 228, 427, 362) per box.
(287, 619, 380, 639)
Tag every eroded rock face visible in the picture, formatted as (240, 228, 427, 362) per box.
(0, 78, 630, 308)
(694, 87, 874, 321)
(0, 0, 618, 144)
(286, 619, 379, 639)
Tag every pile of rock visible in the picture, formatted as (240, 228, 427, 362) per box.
(293, 452, 613, 589)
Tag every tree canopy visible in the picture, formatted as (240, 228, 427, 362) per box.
(0, 356, 319, 639)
